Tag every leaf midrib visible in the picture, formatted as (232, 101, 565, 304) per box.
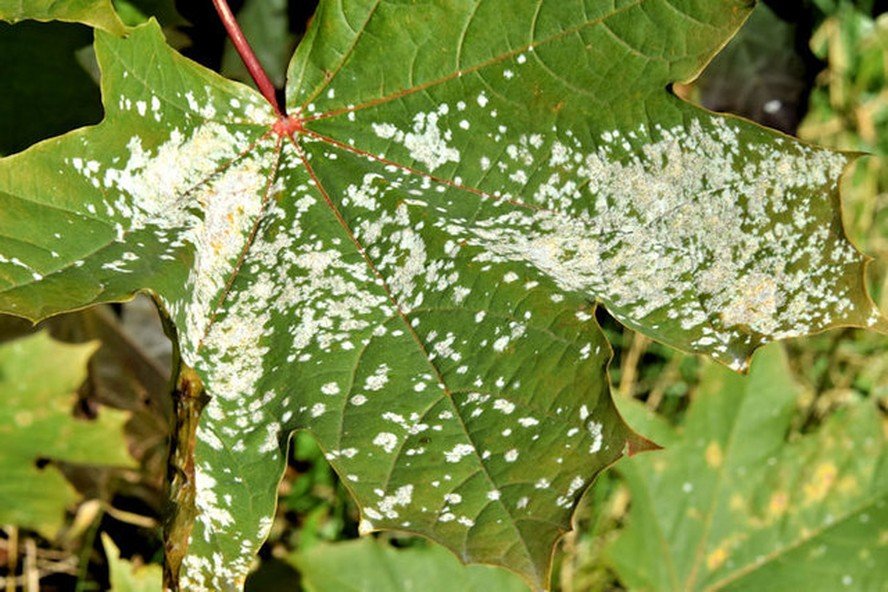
(300, 0, 646, 123)
(703, 492, 888, 591)
(287, 133, 548, 583)
(0, 130, 276, 306)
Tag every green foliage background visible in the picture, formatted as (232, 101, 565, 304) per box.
(0, 1, 884, 590)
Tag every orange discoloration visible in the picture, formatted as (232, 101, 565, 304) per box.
(273, 115, 305, 138)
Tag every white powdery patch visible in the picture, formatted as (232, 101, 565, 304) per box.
(321, 382, 340, 395)
(366, 485, 414, 519)
(372, 104, 460, 172)
(556, 476, 587, 509)
(105, 124, 255, 230)
(193, 463, 234, 540)
(444, 443, 475, 463)
(197, 286, 271, 403)
(344, 173, 385, 210)
(373, 432, 399, 454)
(493, 399, 515, 414)
(443, 493, 462, 504)
(279, 243, 391, 354)
(438, 116, 859, 361)
(181, 157, 268, 360)
(364, 364, 390, 391)
(588, 421, 603, 454)
(98, 123, 270, 361)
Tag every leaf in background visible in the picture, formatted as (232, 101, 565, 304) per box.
(103, 533, 163, 592)
(799, 6, 888, 308)
(292, 538, 529, 592)
(0, 0, 125, 34)
(0, 1, 884, 589)
(0, 332, 135, 538)
(221, 0, 297, 89)
(685, 4, 808, 134)
(112, 0, 188, 28)
(0, 21, 102, 155)
(48, 303, 172, 488)
(607, 344, 887, 591)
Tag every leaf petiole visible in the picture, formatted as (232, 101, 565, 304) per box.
(211, 0, 284, 117)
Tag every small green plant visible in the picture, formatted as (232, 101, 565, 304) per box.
(0, 1, 884, 590)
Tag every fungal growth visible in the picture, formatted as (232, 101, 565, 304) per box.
(0, 2, 883, 591)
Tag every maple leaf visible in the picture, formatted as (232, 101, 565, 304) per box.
(293, 537, 530, 592)
(608, 345, 887, 591)
(0, 0, 125, 33)
(0, 332, 134, 537)
(0, 2, 883, 590)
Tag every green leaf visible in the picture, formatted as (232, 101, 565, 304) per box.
(103, 534, 163, 592)
(0, 21, 103, 155)
(0, 2, 883, 590)
(607, 344, 887, 591)
(291, 538, 530, 592)
(798, 6, 888, 308)
(221, 0, 296, 89)
(0, 332, 134, 537)
(690, 4, 807, 133)
(0, 0, 126, 35)
(112, 0, 187, 28)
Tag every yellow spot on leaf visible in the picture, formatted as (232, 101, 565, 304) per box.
(705, 441, 723, 468)
(14, 411, 33, 427)
(729, 494, 745, 512)
(804, 462, 838, 503)
(768, 491, 789, 518)
(706, 545, 729, 571)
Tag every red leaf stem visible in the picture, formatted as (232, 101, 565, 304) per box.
(211, 0, 283, 117)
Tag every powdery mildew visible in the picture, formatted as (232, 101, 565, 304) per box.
(28, 87, 881, 592)
(365, 105, 881, 370)
(7, 8, 883, 591)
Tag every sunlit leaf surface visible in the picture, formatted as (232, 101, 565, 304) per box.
(0, 2, 883, 589)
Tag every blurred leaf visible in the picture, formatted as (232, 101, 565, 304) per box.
(48, 302, 172, 492)
(221, 0, 296, 89)
(244, 557, 301, 592)
(0, 21, 102, 155)
(799, 6, 888, 307)
(0, 332, 135, 538)
(689, 4, 808, 134)
(0, 0, 126, 34)
(112, 0, 187, 28)
(607, 344, 887, 591)
(291, 538, 530, 592)
(103, 533, 162, 592)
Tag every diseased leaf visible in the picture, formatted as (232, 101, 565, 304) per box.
(292, 538, 530, 592)
(0, 0, 126, 35)
(0, 2, 884, 590)
(0, 332, 134, 537)
(799, 5, 888, 308)
(607, 345, 888, 591)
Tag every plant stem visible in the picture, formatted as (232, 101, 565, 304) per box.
(211, 0, 283, 117)
(163, 366, 207, 591)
